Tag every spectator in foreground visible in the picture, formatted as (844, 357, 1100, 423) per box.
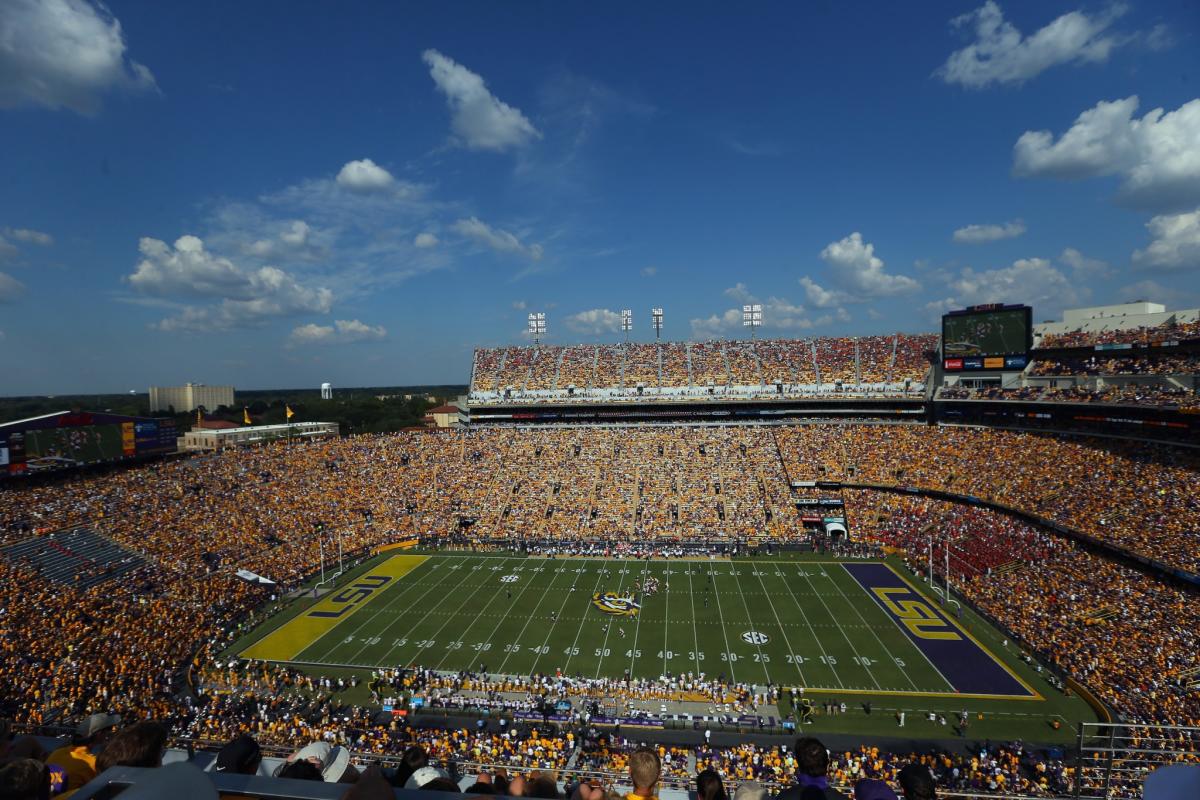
(696, 769, 727, 800)
(0, 758, 48, 800)
(897, 764, 936, 800)
(94, 721, 168, 774)
(45, 713, 121, 794)
(625, 748, 661, 800)
(733, 781, 767, 800)
(775, 737, 848, 800)
(214, 734, 263, 800)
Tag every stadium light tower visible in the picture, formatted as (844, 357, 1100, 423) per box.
(743, 304, 763, 339)
(621, 309, 632, 343)
(651, 307, 663, 341)
(528, 312, 546, 344)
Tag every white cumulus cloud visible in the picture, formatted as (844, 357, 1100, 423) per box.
(414, 232, 439, 248)
(335, 158, 396, 192)
(1132, 208, 1200, 271)
(815, 232, 919, 299)
(451, 216, 543, 261)
(289, 319, 387, 346)
(1013, 96, 1200, 211)
(952, 220, 1026, 243)
(0, 0, 157, 114)
(932, 255, 1089, 320)
(565, 308, 623, 335)
(937, 1, 1125, 88)
(127, 234, 333, 331)
(691, 289, 823, 338)
(422, 49, 540, 152)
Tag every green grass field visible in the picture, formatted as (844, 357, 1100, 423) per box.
(241, 553, 1027, 695)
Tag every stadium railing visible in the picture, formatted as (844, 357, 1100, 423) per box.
(1075, 721, 1200, 799)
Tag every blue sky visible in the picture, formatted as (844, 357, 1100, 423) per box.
(0, 0, 1197, 394)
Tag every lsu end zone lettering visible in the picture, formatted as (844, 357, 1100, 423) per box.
(842, 562, 1039, 699)
(240, 555, 427, 662)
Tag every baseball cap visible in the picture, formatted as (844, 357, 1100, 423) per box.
(292, 741, 352, 782)
(405, 765, 451, 789)
(77, 713, 121, 739)
(214, 735, 262, 774)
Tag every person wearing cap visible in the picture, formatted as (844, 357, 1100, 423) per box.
(278, 741, 357, 784)
(213, 735, 262, 800)
(775, 737, 849, 800)
(405, 764, 452, 791)
(45, 713, 121, 795)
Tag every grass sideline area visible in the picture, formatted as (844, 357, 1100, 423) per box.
(227, 551, 1098, 744)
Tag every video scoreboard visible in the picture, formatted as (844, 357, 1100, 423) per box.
(942, 304, 1032, 371)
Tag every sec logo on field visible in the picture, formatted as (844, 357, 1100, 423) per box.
(741, 631, 770, 645)
(500, 575, 519, 583)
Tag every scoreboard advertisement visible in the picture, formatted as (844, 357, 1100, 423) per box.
(1, 413, 178, 475)
(942, 304, 1032, 371)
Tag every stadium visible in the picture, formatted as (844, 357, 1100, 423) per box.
(2, 301, 1199, 799)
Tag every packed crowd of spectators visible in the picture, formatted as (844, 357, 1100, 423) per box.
(469, 335, 934, 396)
(1037, 318, 1200, 349)
(1, 422, 1199, 798)
(1029, 353, 1200, 377)
(937, 383, 1199, 408)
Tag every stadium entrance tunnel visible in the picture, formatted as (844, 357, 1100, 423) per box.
(824, 520, 847, 541)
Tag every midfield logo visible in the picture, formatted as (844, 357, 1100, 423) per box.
(592, 591, 641, 616)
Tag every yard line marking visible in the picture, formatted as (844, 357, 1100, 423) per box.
(300, 555, 456, 664)
(830, 564, 921, 691)
(564, 557, 611, 674)
(798, 567, 882, 691)
(476, 557, 548, 673)
(775, 568, 844, 689)
(594, 560, 633, 679)
(627, 560, 652, 675)
(752, 566, 806, 685)
(728, 565, 772, 684)
(707, 565, 738, 684)
(662, 564, 671, 676)
(686, 566, 702, 676)
(362, 556, 483, 666)
(531, 560, 593, 675)
(427, 556, 519, 670)
(498, 558, 575, 674)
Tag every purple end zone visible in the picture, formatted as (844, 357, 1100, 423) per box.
(842, 562, 1034, 697)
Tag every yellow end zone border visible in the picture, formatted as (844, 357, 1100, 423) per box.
(875, 561, 1043, 702)
(239, 554, 428, 662)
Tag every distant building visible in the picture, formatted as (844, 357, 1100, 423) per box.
(321, 382, 333, 400)
(423, 404, 467, 429)
(177, 421, 339, 452)
(149, 383, 235, 413)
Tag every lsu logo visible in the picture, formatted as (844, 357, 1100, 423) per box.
(308, 575, 391, 619)
(872, 587, 961, 640)
(592, 592, 640, 616)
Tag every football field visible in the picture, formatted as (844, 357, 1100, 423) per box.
(240, 553, 1038, 700)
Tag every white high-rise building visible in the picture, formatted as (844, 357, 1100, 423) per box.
(149, 383, 235, 413)
(320, 382, 333, 400)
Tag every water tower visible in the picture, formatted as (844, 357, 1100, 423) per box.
(320, 382, 332, 400)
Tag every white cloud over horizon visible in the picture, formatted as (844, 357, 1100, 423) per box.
(1014, 96, 1200, 211)
(1132, 208, 1200, 271)
(423, 49, 541, 152)
(565, 308, 623, 335)
(953, 220, 1026, 243)
(335, 159, 396, 193)
(127, 234, 333, 332)
(0, 0, 157, 114)
(937, 1, 1125, 88)
(451, 217, 543, 261)
(289, 318, 387, 346)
